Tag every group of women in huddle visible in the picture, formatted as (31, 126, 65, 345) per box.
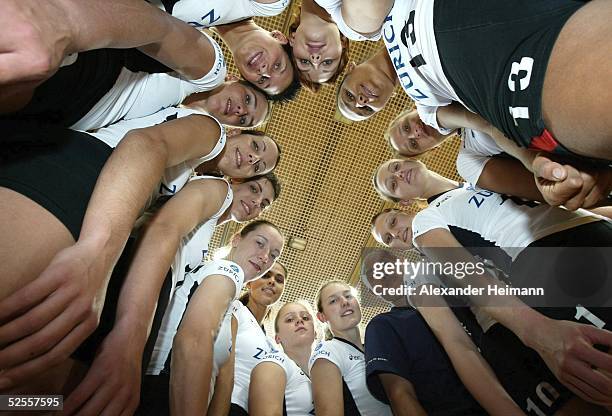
(1, 0, 612, 415)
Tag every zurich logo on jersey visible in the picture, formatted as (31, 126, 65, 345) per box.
(230, 264, 240, 274)
(314, 342, 323, 352)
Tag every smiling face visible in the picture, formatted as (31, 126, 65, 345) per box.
(218, 133, 279, 179)
(337, 61, 395, 121)
(231, 224, 284, 281)
(289, 20, 344, 84)
(372, 211, 415, 249)
(229, 177, 276, 222)
(317, 282, 362, 333)
(248, 262, 286, 306)
(233, 30, 294, 96)
(388, 110, 450, 156)
(204, 81, 269, 128)
(275, 302, 315, 349)
(375, 159, 429, 202)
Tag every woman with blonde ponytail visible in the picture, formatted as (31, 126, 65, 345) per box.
(310, 281, 392, 416)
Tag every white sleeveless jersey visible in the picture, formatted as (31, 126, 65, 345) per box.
(71, 32, 225, 131)
(146, 259, 244, 376)
(209, 308, 233, 403)
(151, 0, 289, 28)
(309, 338, 392, 416)
(412, 184, 604, 259)
(89, 106, 225, 201)
(231, 301, 278, 411)
(456, 128, 503, 184)
(170, 175, 232, 290)
(255, 351, 314, 415)
(381, 1, 467, 127)
(313, 0, 382, 41)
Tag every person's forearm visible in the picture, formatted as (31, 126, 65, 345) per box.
(113, 223, 183, 345)
(437, 104, 538, 171)
(477, 157, 545, 202)
(447, 342, 523, 415)
(60, 0, 175, 54)
(342, 0, 394, 35)
(488, 129, 538, 172)
(208, 365, 234, 416)
(171, 330, 214, 416)
(77, 131, 169, 290)
(137, 23, 214, 80)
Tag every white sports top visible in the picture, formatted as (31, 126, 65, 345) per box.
(313, 0, 382, 41)
(412, 184, 604, 260)
(381, 1, 469, 131)
(89, 106, 225, 201)
(71, 32, 226, 131)
(170, 175, 232, 290)
(146, 259, 245, 376)
(231, 301, 277, 411)
(152, 0, 289, 27)
(456, 128, 503, 184)
(309, 338, 392, 416)
(255, 351, 315, 415)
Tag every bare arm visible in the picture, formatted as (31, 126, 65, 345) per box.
(0, 0, 195, 85)
(437, 103, 538, 170)
(378, 373, 427, 416)
(341, 0, 394, 36)
(416, 228, 612, 407)
(0, 114, 221, 388)
(415, 293, 524, 415)
(137, 25, 216, 80)
(64, 179, 229, 414)
(249, 362, 287, 416)
(171, 275, 236, 416)
(311, 359, 344, 416)
(208, 316, 238, 416)
(438, 103, 612, 209)
(476, 156, 545, 202)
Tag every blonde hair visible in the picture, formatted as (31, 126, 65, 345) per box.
(273, 300, 317, 333)
(384, 107, 414, 155)
(383, 108, 445, 159)
(371, 166, 400, 203)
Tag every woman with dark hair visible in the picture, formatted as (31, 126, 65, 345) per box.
(0, 113, 235, 408)
(90, 106, 281, 184)
(360, 250, 513, 416)
(360, 249, 608, 415)
(138, 221, 284, 415)
(229, 262, 287, 415)
(286, 0, 349, 92)
(63, 171, 281, 414)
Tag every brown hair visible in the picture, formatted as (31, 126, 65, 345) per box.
(239, 260, 288, 322)
(315, 280, 353, 340)
(287, 7, 350, 93)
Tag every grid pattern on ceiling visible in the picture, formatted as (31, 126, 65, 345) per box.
(205, 1, 463, 334)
